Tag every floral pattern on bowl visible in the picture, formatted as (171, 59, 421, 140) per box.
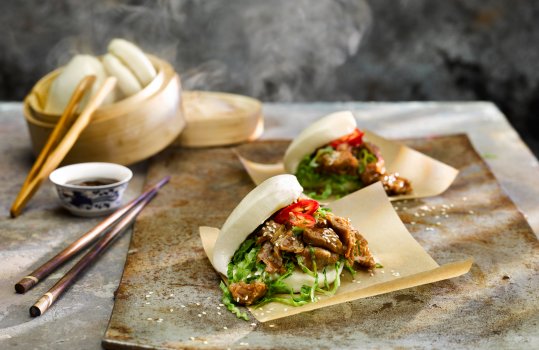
(49, 162, 132, 217)
(55, 183, 128, 216)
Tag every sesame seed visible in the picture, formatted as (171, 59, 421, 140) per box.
(421, 213, 426, 217)
(223, 326, 228, 330)
(202, 311, 207, 315)
(145, 302, 150, 305)
(436, 222, 441, 226)
(148, 291, 153, 294)
(240, 342, 249, 346)
(203, 341, 208, 344)
(217, 306, 221, 310)
(145, 295, 151, 298)
(190, 337, 195, 341)
(147, 318, 153, 321)
(170, 308, 174, 312)
(198, 314, 202, 317)
(170, 294, 174, 297)
(444, 214, 449, 218)
(381, 270, 385, 274)
(269, 324, 275, 328)
(414, 213, 420, 217)
(157, 318, 163, 323)
(462, 197, 468, 201)
(410, 221, 416, 225)
(469, 210, 475, 214)
(250, 323, 257, 326)
(218, 312, 222, 315)
(180, 304, 186, 308)
(196, 303, 200, 306)
(435, 215, 440, 219)
(402, 207, 408, 210)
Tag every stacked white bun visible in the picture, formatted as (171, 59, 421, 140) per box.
(213, 174, 343, 292)
(283, 111, 357, 174)
(45, 55, 114, 114)
(44, 38, 157, 115)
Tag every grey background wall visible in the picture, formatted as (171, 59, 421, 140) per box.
(1, 0, 538, 154)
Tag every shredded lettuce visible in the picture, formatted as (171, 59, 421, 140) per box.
(296, 153, 362, 200)
(314, 207, 332, 221)
(223, 234, 347, 320)
(357, 148, 377, 174)
(228, 238, 260, 283)
(220, 281, 249, 320)
(296, 145, 380, 199)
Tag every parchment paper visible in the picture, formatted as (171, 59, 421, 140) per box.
(239, 130, 459, 200)
(199, 182, 472, 322)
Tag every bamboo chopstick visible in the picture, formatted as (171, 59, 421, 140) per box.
(21, 76, 96, 191)
(15, 176, 171, 294)
(29, 179, 163, 318)
(10, 77, 117, 218)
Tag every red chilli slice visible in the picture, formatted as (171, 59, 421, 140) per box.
(288, 212, 316, 228)
(329, 128, 364, 148)
(274, 199, 320, 224)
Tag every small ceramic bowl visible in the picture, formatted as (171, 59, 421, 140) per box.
(49, 162, 133, 217)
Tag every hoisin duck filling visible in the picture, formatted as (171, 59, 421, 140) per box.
(222, 199, 376, 315)
(295, 128, 412, 199)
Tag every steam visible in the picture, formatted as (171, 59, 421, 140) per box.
(0, 0, 371, 102)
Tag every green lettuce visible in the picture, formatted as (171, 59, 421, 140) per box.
(223, 236, 344, 319)
(295, 146, 378, 199)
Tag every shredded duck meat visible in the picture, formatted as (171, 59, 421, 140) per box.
(254, 213, 376, 273)
(233, 207, 377, 305)
(313, 140, 412, 195)
(229, 281, 268, 306)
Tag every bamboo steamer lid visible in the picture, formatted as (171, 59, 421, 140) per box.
(178, 91, 263, 147)
(23, 56, 185, 165)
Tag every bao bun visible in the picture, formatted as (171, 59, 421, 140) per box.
(283, 111, 357, 174)
(45, 55, 114, 114)
(213, 174, 344, 292)
(45, 38, 157, 115)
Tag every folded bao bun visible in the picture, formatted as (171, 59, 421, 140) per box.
(102, 53, 143, 96)
(283, 111, 357, 174)
(108, 38, 157, 86)
(213, 174, 344, 292)
(45, 55, 114, 114)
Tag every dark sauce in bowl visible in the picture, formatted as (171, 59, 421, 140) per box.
(67, 178, 119, 187)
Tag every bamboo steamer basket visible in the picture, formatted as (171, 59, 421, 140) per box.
(178, 90, 263, 147)
(23, 56, 185, 165)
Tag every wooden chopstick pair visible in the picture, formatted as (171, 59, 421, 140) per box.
(15, 176, 170, 317)
(10, 76, 117, 218)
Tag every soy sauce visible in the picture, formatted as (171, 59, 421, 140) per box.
(67, 178, 119, 186)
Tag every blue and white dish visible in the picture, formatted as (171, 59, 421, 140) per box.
(49, 162, 133, 217)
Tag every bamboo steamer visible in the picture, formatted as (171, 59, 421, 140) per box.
(178, 91, 263, 147)
(23, 56, 185, 165)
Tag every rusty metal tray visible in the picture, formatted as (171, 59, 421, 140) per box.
(102, 135, 538, 349)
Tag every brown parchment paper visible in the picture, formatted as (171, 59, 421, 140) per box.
(239, 130, 459, 201)
(199, 182, 472, 322)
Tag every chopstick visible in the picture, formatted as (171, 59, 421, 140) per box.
(22, 75, 97, 190)
(29, 176, 167, 317)
(10, 76, 117, 218)
(15, 176, 170, 294)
